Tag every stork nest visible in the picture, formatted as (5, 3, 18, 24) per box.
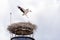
(7, 22, 36, 35)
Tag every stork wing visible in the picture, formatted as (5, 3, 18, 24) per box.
(17, 6, 26, 13)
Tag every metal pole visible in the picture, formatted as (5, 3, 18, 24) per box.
(10, 13, 13, 38)
(10, 13, 12, 24)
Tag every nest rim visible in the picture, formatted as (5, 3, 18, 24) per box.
(7, 22, 36, 35)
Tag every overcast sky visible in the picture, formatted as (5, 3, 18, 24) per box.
(0, 0, 60, 40)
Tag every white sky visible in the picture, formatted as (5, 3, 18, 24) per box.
(0, 0, 60, 40)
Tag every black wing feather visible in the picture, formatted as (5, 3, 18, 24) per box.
(18, 6, 25, 13)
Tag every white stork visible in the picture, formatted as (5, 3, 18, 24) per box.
(17, 6, 32, 18)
